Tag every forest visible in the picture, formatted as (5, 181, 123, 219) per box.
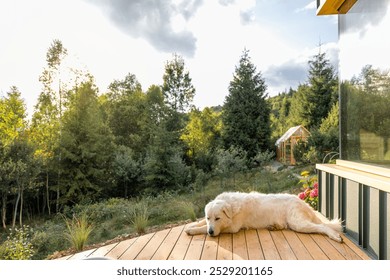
(0, 39, 344, 258)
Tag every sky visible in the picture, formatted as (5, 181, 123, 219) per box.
(0, 0, 338, 117)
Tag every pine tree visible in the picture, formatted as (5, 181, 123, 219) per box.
(222, 49, 271, 159)
(59, 83, 115, 204)
(162, 53, 195, 113)
(288, 51, 337, 129)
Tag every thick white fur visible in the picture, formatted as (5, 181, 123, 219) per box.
(185, 191, 343, 242)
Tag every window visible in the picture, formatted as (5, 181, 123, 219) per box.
(339, 0, 390, 167)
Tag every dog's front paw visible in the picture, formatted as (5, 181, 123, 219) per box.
(185, 227, 196, 236)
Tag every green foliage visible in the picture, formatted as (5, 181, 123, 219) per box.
(0, 86, 27, 146)
(30, 220, 68, 259)
(105, 78, 149, 152)
(223, 49, 271, 158)
(214, 147, 248, 188)
(162, 53, 195, 113)
(107, 72, 142, 100)
(63, 213, 93, 252)
(269, 89, 294, 141)
(288, 51, 338, 129)
(143, 136, 190, 193)
(113, 145, 140, 197)
(180, 107, 222, 170)
(215, 147, 247, 176)
(0, 225, 34, 260)
(60, 82, 115, 204)
(252, 150, 275, 167)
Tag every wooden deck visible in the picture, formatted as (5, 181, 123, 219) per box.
(57, 222, 371, 260)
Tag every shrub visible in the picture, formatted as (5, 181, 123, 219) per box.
(0, 225, 35, 260)
(31, 221, 68, 259)
(64, 213, 94, 252)
(252, 150, 275, 167)
(215, 147, 247, 173)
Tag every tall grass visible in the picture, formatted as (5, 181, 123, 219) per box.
(130, 202, 149, 235)
(63, 213, 93, 252)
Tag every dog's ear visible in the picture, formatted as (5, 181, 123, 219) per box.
(222, 204, 233, 219)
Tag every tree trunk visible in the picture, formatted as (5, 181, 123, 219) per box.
(12, 187, 21, 229)
(2, 193, 7, 229)
(46, 171, 51, 215)
(19, 185, 24, 226)
(56, 186, 59, 213)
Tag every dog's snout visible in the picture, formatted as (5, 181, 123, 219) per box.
(208, 228, 214, 236)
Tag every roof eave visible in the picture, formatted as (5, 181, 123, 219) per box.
(316, 0, 357, 16)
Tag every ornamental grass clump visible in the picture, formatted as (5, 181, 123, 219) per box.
(130, 202, 149, 235)
(64, 213, 93, 252)
(298, 170, 319, 210)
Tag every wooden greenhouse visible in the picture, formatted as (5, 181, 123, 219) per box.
(275, 125, 310, 165)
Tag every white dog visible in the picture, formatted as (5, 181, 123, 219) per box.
(185, 191, 343, 242)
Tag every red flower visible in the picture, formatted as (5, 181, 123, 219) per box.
(298, 192, 306, 200)
(310, 188, 318, 198)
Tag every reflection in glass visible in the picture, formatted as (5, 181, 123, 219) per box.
(339, 0, 390, 166)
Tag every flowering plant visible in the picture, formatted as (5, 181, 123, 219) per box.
(298, 171, 318, 210)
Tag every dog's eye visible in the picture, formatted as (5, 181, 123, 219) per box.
(215, 217, 220, 221)
(206, 217, 210, 220)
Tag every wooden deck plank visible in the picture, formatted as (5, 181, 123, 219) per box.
(56, 254, 74, 260)
(168, 224, 193, 260)
(184, 234, 206, 260)
(296, 233, 329, 260)
(270, 230, 297, 260)
(282, 230, 313, 260)
(152, 225, 185, 260)
(217, 233, 233, 260)
(105, 237, 138, 259)
(327, 238, 361, 260)
(118, 232, 155, 260)
(67, 248, 97, 260)
(232, 230, 248, 260)
(310, 234, 345, 260)
(342, 235, 372, 260)
(257, 229, 281, 260)
(245, 229, 265, 260)
(200, 235, 219, 260)
(87, 242, 118, 258)
(135, 229, 171, 260)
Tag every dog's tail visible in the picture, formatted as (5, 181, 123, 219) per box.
(326, 219, 343, 232)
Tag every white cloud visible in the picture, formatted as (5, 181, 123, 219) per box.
(295, 1, 316, 13)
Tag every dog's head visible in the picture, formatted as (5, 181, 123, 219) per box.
(204, 199, 233, 236)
